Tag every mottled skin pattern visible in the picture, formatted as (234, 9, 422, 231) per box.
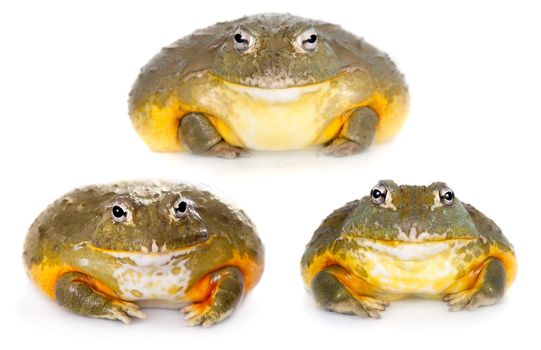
(129, 13, 408, 158)
(23, 181, 264, 327)
(301, 181, 516, 318)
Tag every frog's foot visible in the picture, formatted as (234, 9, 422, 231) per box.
(320, 138, 364, 157)
(207, 141, 250, 159)
(103, 300, 146, 324)
(321, 106, 378, 157)
(179, 112, 250, 158)
(312, 266, 388, 318)
(443, 258, 506, 311)
(181, 267, 244, 327)
(55, 272, 146, 323)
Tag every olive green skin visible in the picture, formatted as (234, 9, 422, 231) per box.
(302, 181, 513, 266)
(128, 13, 405, 111)
(23, 181, 264, 305)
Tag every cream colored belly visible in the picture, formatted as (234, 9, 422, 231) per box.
(355, 239, 472, 296)
(196, 79, 366, 150)
(106, 250, 193, 306)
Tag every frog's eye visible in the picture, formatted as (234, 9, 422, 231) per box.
(233, 27, 255, 52)
(370, 183, 388, 205)
(171, 197, 189, 219)
(296, 27, 318, 52)
(111, 203, 129, 223)
(439, 186, 455, 205)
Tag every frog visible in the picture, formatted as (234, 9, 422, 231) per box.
(23, 181, 264, 327)
(128, 13, 409, 158)
(301, 180, 517, 318)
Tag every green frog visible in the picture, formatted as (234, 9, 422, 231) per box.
(23, 181, 264, 327)
(301, 180, 516, 318)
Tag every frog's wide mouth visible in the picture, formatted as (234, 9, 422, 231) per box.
(205, 70, 341, 90)
(76, 240, 205, 257)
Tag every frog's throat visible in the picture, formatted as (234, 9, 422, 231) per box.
(350, 237, 478, 261)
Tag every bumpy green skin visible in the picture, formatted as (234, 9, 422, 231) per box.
(24, 181, 263, 326)
(301, 180, 515, 316)
(128, 13, 408, 157)
(129, 13, 404, 109)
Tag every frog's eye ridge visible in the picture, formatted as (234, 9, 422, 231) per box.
(233, 27, 254, 52)
(111, 204, 129, 223)
(439, 186, 455, 205)
(172, 198, 189, 218)
(371, 183, 388, 205)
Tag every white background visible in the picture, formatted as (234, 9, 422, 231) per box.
(1, 0, 540, 349)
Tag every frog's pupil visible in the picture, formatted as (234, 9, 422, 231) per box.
(176, 201, 188, 213)
(372, 189, 382, 199)
(444, 191, 454, 201)
(112, 206, 125, 218)
(234, 33, 245, 43)
(307, 34, 317, 43)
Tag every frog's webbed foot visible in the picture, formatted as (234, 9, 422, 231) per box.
(55, 272, 146, 323)
(320, 106, 378, 157)
(312, 266, 389, 318)
(181, 267, 244, 327)
(443, 258, 506, 311)
(179, 112, 250, 159)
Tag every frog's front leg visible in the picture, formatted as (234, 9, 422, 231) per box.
(179, 112, 249, 159)
(55, 272, 146, 323)
(181, 266, 244, 327)
(443, 258, 506, 311)
(321, 107, 378, 157)
(311, 266, 389, 318)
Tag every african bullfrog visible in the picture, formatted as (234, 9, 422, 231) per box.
(23, 181, 264, 327)
(129, 13, 409, 158)
(301, 180, 516, 317)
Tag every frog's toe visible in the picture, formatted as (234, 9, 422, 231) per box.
(445, 289, 500, 312)
(181, 303, 222, 327)
(329, 297, 385, 318)
(207, 141, 250, 159)
(107, 301, 146, 323)
(319, 138, 364, 157)
(357, 295, 390, 312)
(444, 290, 472, 311)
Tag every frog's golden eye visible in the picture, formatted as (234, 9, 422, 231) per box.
(439, 186, 454, 205)
(371, 183, 388, 205)
(111, 203, 129, 223)
(295, 27, 318, 52)
(171, 197, 189, 219)
(233, 27, 255, 52)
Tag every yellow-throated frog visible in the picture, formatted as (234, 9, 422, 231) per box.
(23, 181, 264, 327)
(129, 13, 409, 158)
(301, 180, 516, 317)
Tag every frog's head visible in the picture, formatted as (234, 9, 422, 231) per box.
(343, 180, 479, 242)
(89, 187, 209, 253)
(210, 14, 342, 88)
